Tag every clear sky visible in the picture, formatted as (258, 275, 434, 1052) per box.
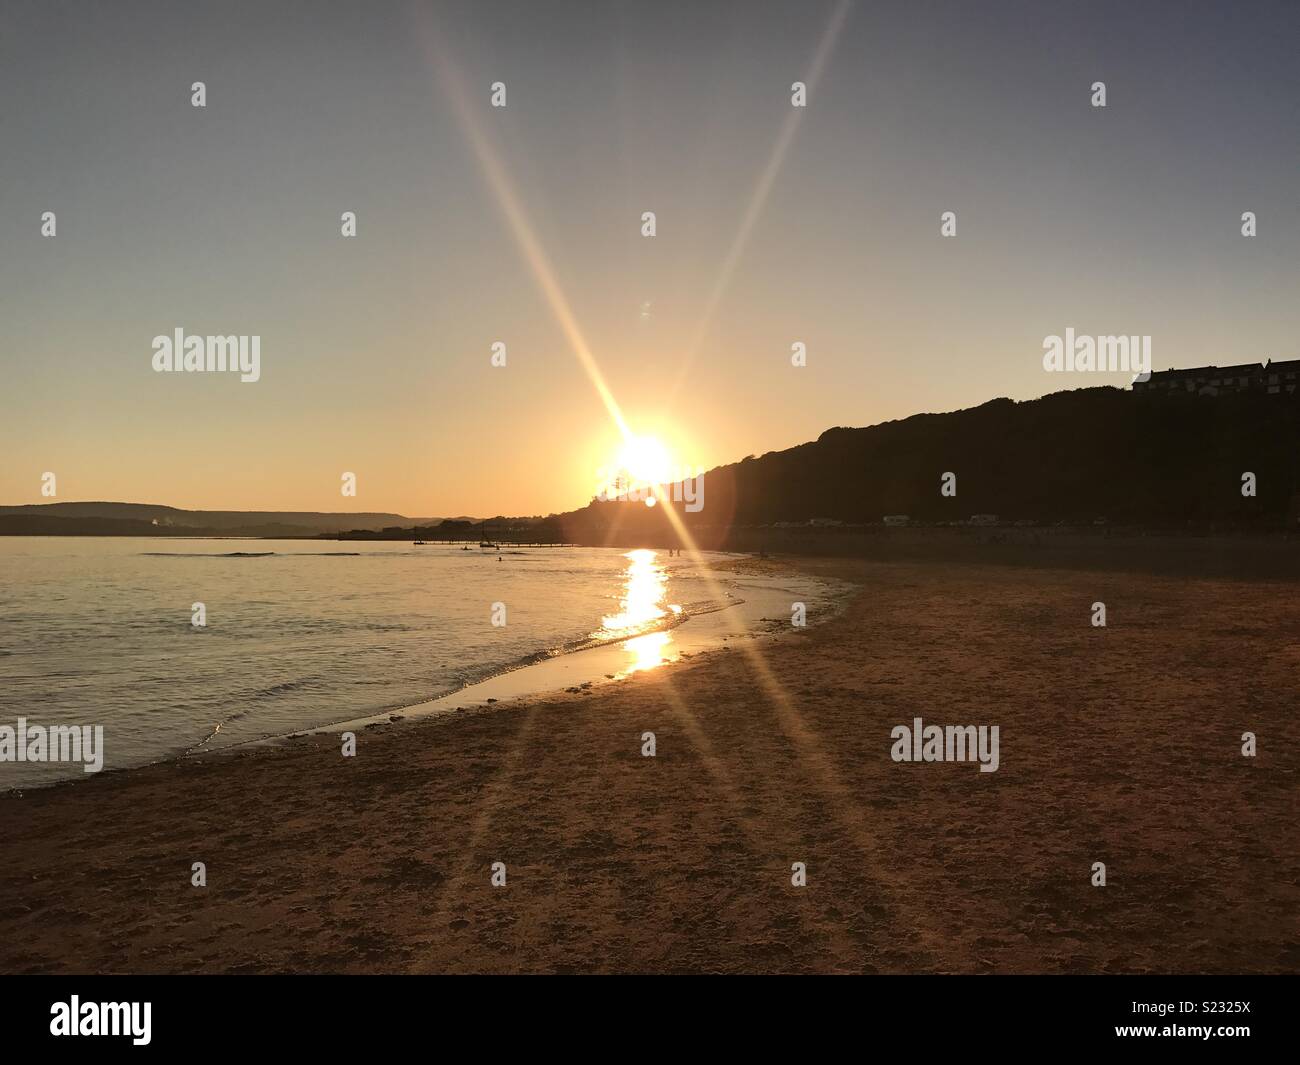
(2, 0, 1296, 516)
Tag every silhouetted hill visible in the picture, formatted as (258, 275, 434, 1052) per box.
(552, 387, 1300, 545)
(7, 388, 1297, 543)
(0, 515, 191, 537)
(0, 503, 448, 536)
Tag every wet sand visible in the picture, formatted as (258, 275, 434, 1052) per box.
(1, 555, 1296, 974)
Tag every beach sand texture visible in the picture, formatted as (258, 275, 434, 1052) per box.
(2, 556, 1296, 974)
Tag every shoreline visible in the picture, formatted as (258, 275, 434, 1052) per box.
(2, 552, 1296, 974)
(234, 558, 852, 755)
(1, 553, 850, 795)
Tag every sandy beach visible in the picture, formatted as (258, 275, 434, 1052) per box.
(2, 553, 1296, 974)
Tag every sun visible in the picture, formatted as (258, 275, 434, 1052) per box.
(615, 435, 673, 487)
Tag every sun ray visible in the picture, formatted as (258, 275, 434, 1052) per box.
(643, 490, 942, 923)
(413, 18, 633, 445)
(407, 3, 944, 955)
(670, 0, 854, 401)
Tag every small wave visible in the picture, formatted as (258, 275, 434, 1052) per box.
(452, 595, 738, 685)
(140, 551, 361, 558)
(183, 677, 316, 752)
(249, 678, 311, 698)
(187, 588, 755, 751)
(142, 551, 275, 558)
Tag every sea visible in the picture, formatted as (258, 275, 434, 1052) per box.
(0, 537, 832, 788)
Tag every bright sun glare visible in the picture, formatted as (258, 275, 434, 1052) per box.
(599, 549, 678, 674)
(615, 435, 673, 486)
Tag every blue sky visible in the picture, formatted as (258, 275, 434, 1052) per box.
(1, 0, 1295, 514)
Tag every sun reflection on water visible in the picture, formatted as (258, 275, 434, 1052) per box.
(600, 549, 679, 673)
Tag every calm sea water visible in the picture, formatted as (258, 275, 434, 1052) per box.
(0, 538, 736, 788)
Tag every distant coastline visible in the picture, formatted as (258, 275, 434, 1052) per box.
(5, 385, 1299, 542)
